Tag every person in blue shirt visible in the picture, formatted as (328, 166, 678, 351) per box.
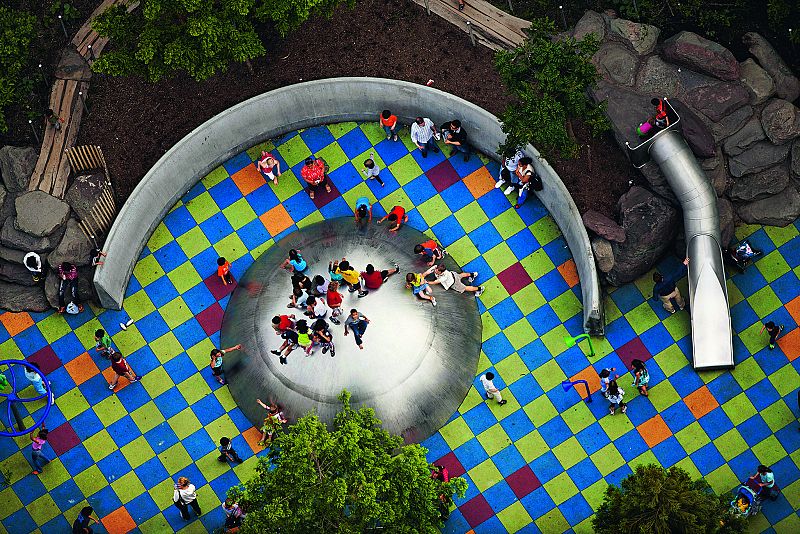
(354, 197, 372, 223)
(280, 249, 307, 273)
(651, 257, 689, 314)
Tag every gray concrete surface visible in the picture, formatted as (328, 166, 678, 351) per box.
(94, 78, 602, 333)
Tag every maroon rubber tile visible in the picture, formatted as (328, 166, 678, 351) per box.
(459, 494, 494, 528)
(47, 422, 81, 455)
(505, 464, 541, 499)
(616, 336, 652, 369)
(433, 451, 466, 478)
(427, 160, 461, 192)
(310, 180, 341, 209)
(196, 302, 225, 336)
(28, 346, 61, 375)
(497, 261, 534, 296)
(204, 273, 236, 301)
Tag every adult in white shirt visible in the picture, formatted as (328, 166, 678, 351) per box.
(173, 476, 201, 520)
(424, 264, 484, 296)
(479, 372, 507, 405)
(410, 116, 440, 158)
(495, 148, 525, 196)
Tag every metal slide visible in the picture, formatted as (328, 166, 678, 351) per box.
(627, 100, 734, 370)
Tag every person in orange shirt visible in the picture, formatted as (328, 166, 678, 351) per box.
(217, 257, 234, 285)
(380, 109, 399, 142)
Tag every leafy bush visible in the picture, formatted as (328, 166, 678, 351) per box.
(494, 17, 607, 159)
(254, 0, 355, 36)
(592, 464, 748, 534)
(0, 6, 36, 133)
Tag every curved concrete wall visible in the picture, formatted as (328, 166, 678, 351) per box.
(95, 77, 602, 333)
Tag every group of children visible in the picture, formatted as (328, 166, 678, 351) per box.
(598, 359, 651, 415)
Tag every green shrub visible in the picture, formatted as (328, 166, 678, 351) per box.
(0, 6, 37, 133)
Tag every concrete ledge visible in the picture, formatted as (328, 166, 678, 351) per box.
(95, 77, 603, 333)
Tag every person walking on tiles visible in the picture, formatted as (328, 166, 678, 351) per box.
(606, 380, 627, 415)
(29, 423, 50, 475)
(174, 476, 202, 520)
(760, 321, 785, 350)
(210, 344, 243, 385)
(410, 116, 440, 158)
(72, 506, 99, 533)
(480, 372, 507, 405)
(651, 257, 689, 314)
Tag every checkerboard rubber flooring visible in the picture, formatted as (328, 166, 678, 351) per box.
(0, 121, 798, 533)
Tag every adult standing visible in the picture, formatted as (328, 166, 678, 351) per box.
(651, 258, 689, 314)
(256, 151, 281, 185)
(24, 362, 51, 397)
(410, 117, 440, 158)
(344, 309, 370, 350)
(300, 157, 332, 200)
(749, 465, 777, 501)
(439, 119, 471, 161)
(58, 261, 83, 313)
(173, 476, 202, 520)
(495, 148, 525, 195)
(479, 372, 507, 405)
(380, 110, 400, 141)
(210, 344, 242, 385)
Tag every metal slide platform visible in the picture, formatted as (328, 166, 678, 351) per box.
(626, 100, 734, 370)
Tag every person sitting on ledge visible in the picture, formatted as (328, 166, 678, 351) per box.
(361, 263, 400, 290)
(439, 119, 471, 161)
(406, 272, 437, 307)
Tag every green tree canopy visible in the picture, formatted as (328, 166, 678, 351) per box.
(0, 6, 36, 133)
(229, 390, 467, 533)
(254, 0, 354, 36)
(494, 17, 607, 159)
(592, 464, 747, 534)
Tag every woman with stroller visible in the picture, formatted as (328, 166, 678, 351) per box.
(749, 465, 777, 501)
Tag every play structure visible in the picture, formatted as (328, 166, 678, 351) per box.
(626, 99, 734, 370)
(0, 360, 53, 437)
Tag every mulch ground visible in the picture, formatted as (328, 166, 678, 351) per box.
(72, 0, 632, 217)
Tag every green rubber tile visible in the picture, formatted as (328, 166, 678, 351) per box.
(195, 448, 232, 484)
(416, 194, 451, 227)
(653, 344, 689, 377)
(705, 463, 738, 494)
(531, 359, 567, 392)
(747, 285, 783, 318)
(250, 238, 275, 260)
(168, 408, 203, 440)
(591, 443, 626, 477)
(120, 435, 157, 469)
(297, 210, 323, 229)
(123, 290, 156, 322)
(200, 165, 229, 188)
(519, 248, 556, 281)
(168, 262, 204, 298)
(146, 221, 174, 252)
(454, 201, 489, 234)
(133, 254, 166, 288)
(503, 319, 538, 351)
(214, 232, 248, 263)
(751, 435, 787, 466)
(458, 387, 486, 414)
(674, 422, 710, 455)
(27, 493, 60, 525)
(537, 325, 571, 356)
(522, 396, 558, 427)
(131, 402, 167, 438)
(35, 313, 71, 344)
(73, 464, 108, 496)
(769, 363, 800, 397)
(673, 456, 702, 480)
(485, 389, 520, 421)
(515, 431, 549, 463)
(476, 424, 512, 456)
(734, 223, 761, 241)
(214, 386, 238, 412)
(511, 282, 546, 315)
(492, 208, 526, 240)
(561, 402, 596, 434)
(276, 134, 311, 168)
(480, 312, 501, 342)
(159, 297, 194, 330)
(726, 279, 745, 307)
(150, 332, 185, 364)
(603, 296, 623, 323)
(626, 301, 660, 335)
(543, 471, 579, 505)
(178, 374, 212, 405)
(494, 353, 529, 385)
(245, 140, 276, 160)
(0, 451, 30, 486)
(468, 458, 503, 493)
(205, 414, 240, 445)
(722, 392, 760, 426)
(713, 428, 749, 462)
(581, 478, 608, 511)
(782, 478, 800, 510)
(139, 367, 173, 399)
(476, 277, 509, 311)
(114, 324, 147, 356)
(55, 387, 90, 420)
(730, 357, 767, 391)
(315, 141, 349, 172)
(73, 317, 105, 350)
(186, 338, 216, 370)
(761, 399, 796, 432)
(223, 198, 257, 230)
(359, 122, 387, 145)
(549, 289, 583, 322)
(149, 478, 179, 511)
(756, 249, 791, 283)
(534, 508, 570, 534)
(773, 513, 800, 534)
(158, 442, 192, 474)
(111, 470, 146, 503)
(628, 448, 658, 471)
(84, 429, 117, 462)
(496, 500, 532, 533)
(529, 216, 561, 246)
(661, 310, 691, 341)
(388, 154, 423, 186)
(175, 227, 212, 259)
(647, 381, 681, 412)
(340, 181, 374, 212)
(598, 411, 634, 441)
(140, 513, 171, 533)
(738, 321, 766, 354)
(327, 121, 358, 139)
(552, 436, 587, 470)
(271, 170, 303, 202)
(185, 191, 219, 224)
(764, 222, 799, 246)
(378, 188, 413, 215)
(483, 242, 517, 274)
(36, 458, 70, 491)
(0, 486, 22, 520)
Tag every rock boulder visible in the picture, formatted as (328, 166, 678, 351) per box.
(573, 10, 606, 42)
(591, 237, 615, 273)
(717, 197, 735, 246)
(662, 31, 740, 81)
(723, 116, 766, 157)
(1, 217, 63, 252)
(672, 100, 715, 157)
(14, 191, 70, 237)
(593, 42, 639, 87)
(735, 183, 800, 226)
(684, 81, 751, 122)
(635, 56, 680, 97)
(707, 105, 754, 142)
(0, 282, 50, 312)
(739, 58, 775, 105)
(728, 163, 791, 202)
(700, 149, 729, 196)
(728, 141, 791, 177)
(761, 99, 800, 145)
(792, 139, 800, 180)
(743, 32, 800, 102)
(582, 210, 626, 243)
(609, 18, 660, 55)
(48, 218, 94, 268)
(0, 146, 37, 192)
(638, 163, 678, 205)
(0, 260, 37, 286)
(65, 172, 111, 222)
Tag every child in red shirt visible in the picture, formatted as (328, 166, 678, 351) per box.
(380, 109, 399, 141)
(414, 239, 446, 266)
(326, 281, 343, 324)
(217, 257, 234, 285)
(378, 205, 408, 233)
(109, 353, 140, 390)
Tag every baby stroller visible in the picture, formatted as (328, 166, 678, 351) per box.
(726, 239, 762, 272)
(729, 478, 763, 518)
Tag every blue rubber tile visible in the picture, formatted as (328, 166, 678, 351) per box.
(638, 323, 673, 356)
(438, 181, 473, 213)
(609, 283, 647, 315)
(124, 275, 143, 298)
(567, 456, 603, 491)
(454, 473, 480, 504)
(614, 429, 650, 462)
(134, 456, 171, 490)
(135, 311, 171, 344)
(208, 469, 241, 499)
(543, 237, 572, 267)
(505, 228, 540, 261)
(775, 423, 800, 455)
(199, 212, 235, 244)
(748, 378, 782, 412)
(144, 422, 179, 455)
(661, 401, 695, 434)
(449, 151, 483, 177)
(461, 256, 492, 285)
(41, 515, 71, 533)
(50, 331, 84, 365)
(697, 407, 735, 441)
(61, 444, 94, 477)
(411, 145, 447, 172)
(404, 208, 426, 233)
(473, 515, 504, 534)
(691, 442, 725, 476)
(13, 326, 48, 357)
(555, 347, 591, 378)
(526, 305, 561, 337)
(164, 504, 199, 531)
(670, 366, 705, 397)
(484, 479, 517, 513)
(651, 436, 685, 468)
(730, 265, 769, 298)
(469, 222, 504, 255)
(207, 179, 243, 211)
(778, 237, 800, 268)
(182, 180, 207, 203)
(520, 486, 557, 521)
(508, 373, 544, 407)
(244, 183, 280, 215)
(127, 492, 161, 525)
(319, 195, 351, 219)
(282, 191, 317, 222)
(299, 125, 336, 154)
(422, 433, 451, 463)
(192, 394, 226, 427)
(560, 492, 594, 525)
(490, 298, 524, 330)
(154, 388, 189, 421)
(328, 162, 362, 193)
(747, 228, 778, 255)
(200, 506, 229, 533)
(162, 205, 195, 238)
(516, 199, 548, 227)
(176, 461, 207, 489)
(107, 412, 145, 449)
(337, 127, 373, 160)
(476, 189, 510, 220)
(518, 339, 552, 373)
(97, 449, 132, 481)
(163, 353, 198, 385)
(498, 409, 536, 448)
(404, 175, 438, 205)
(181, 283, 217, 316)
(529, 451, 565, 485)
(462, 403, 498, 436)
(728, 449, 759, 482)
(731, 299, 759, 333)
(773, 454, 800, 484)
(539, 416, 572, 449)
(273, 129, 299, 147)
(236, 218, 271, 251)
(738, 414, 772, 447)
(707, 372, 743, 405)
(3, 509, 36, 534)
(534, 269, 570, 301)
(761, 494, 795, 525)
(152, 240, 190, 275)
(771, 270, 800, 303)
(172, 318, 207, 350)
(80, 374, 117, 407)
(230, 435, 254, 461)
(374, 138, 411, 167)
(222, 152, 252, 175)
(128, 346, 161, 376)
(481, 332, 515, 362)
(45, 367, 76, 397)
(12, 474, 47, 506)
(431, 215, 467, 247)
(605, 463, 634, 487)
(546, 386, 581, 414)
(453, 438, 489, 472)
(228, 407, 254, 434)
(367, 170, 401, 201)
(441, 509, 471, 534)
(187, 249, 218, 283)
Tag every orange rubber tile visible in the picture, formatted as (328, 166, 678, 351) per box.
(260, 204, 294, 237)
(101, 506, 136, 534)
(242, 426, 265, 454)
(102, 367, 133, 392)
(778, 327, 800, 362)
(569, 366, 602, 399)
(0, 312, 34, 337)
(557, 259, 580, 288)
(637, 414, 672, 448)
(64, 352, 101, 386)
(231, 164, 266, 196)
(462, 167, 496, 199)
(683, 385, 719, 419)
(786, 295, 800, 326)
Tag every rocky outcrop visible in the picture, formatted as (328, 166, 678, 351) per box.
(593, 42, 639, 87)
(606, 187, 679, 285)
(0, 146, 36, 192)
(48, 218, 94, 268)
(717, 197, 735, 245)
(609, 18, 659, 54)
(723, 117, 765, 157)
(735, 183, 800, 226)
(591, 237, 614, 273)
(728, 163, 791, 202)
(582, 210, 626, 242)
(684, 82, 751, 122)
(672, 100, 715, 157)
(761, 99, 800, 145)
(0, 260, 37, 286)
(700, 149, 729, 196)
(707, 106, 754, 143)
(635, 56, 680, 96)
(728, 141, 791, 177)
(742, 32, 800, 103)
(739, 58, 775, 105)
(792, 139, 800, 180)
(639, 162, 678, 205)
(0, 282, 50, 312)
(1, 217, 63, 252)
(14, 191, 70, 237)
(573, 10, 606, 42)
(662, 31, 740, 81)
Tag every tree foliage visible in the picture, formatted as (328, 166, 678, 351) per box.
(592, 464, 748, 534)
(229, 390, 467, 533)
(254, 0, 355, 36)
(494, 17, 607, 159)
(0, 6, 36, 133)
